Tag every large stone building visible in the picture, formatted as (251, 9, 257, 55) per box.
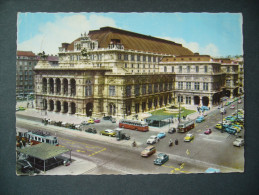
(160, 54, 225, 106)
(16, 51, 38, 98)
(34, 27, 193, 118)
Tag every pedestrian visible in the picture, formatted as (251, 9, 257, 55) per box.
(175, 139, 178, 145)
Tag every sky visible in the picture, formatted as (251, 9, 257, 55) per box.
(17, 12, 243, 57)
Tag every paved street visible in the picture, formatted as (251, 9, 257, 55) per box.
(16, 97, 244, 174)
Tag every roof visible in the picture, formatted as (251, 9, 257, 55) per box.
(66, 27, 194, 56)
(16, 143, 70, 160)
(17, 51, 36, 57)
(146, 115, 173, 121)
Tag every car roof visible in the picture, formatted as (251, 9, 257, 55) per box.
(145, 145, 155, 149)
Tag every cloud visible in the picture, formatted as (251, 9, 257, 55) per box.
(17, 14, 117, 55)
(162, 36, 220, 57)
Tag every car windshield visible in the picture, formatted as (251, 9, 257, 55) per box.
(157, 153, 165, 158)
(150, 136, 156, 139)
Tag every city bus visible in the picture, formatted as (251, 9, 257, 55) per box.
(16, 128, 29, 142)
(177, 120, 195, 133)
(119, 119, 149, 132)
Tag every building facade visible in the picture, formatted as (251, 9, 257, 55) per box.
(160, 54, 225, 106)
(16, 51, 38, 98)
(34, 27, 193, 117)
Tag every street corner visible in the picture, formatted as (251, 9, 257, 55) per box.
(43, 158, 97, 175)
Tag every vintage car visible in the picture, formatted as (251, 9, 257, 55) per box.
(196, 116, 205, 123)
(204, 128, 212, 135)
(88, 119, 95, 124)
(18, 106, 26, 111)
(85, 127, 97, 134)
(103, 116, 113, 120)
(147, 135, 159, 144)
(184, 133, 194, 142)
(154, 153, 169, 165)
(233, 138, 244, 147)
(141, 146, 156, 157)
(168, 127, 176, 134)
(93, 118, 101, 123)
(100, 129, 116, 137)
(157, 132, 166, 139)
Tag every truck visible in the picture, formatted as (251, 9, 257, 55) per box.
(177, 120, 195, 133)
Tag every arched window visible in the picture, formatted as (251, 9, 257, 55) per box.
(85, 80, 92, 96)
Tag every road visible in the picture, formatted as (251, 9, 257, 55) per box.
(16, 100, 244, 174)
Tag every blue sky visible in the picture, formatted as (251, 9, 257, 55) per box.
(17, 12, 243, 57)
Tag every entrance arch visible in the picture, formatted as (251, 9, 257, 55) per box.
(63, 78, 68, 95)
(42, 99, 47, 110)
(42, 78, 47, 93)
(56, 78, 61, 94)
(86, 102, 93, 117)
(56, 101, 61, 112)
(202, 97, 209, 106)
(49, 78, 54, 94)
(194, 96, 200, 105)
(225, 90, 231, 97)
(71, 102, 76, 114)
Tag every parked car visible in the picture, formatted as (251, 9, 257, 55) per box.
(88, 119, 94, 124)
(147, 135, 159, 144)
(111, 118, 116, 123)
(204, 128, 212, 135)
(100, 129, 116, 137)
(103, 116, 113, 120)
(205, 168, 221, 173)
(168, 127, 176, 134)
(233, 138, 244, 147)
(154, 153, 169, 165)
(80, 121, 89, 126)
(141, 146, 156, 157)
(200, 106, 209, 111)
(157, 132, 166, 139)
(18, 106, 26, 111)
(93, 118, 101, 123)
(196, 116, 205, 123)
(184, 133, 194, 142)
(215, 123, 223, 130)
(85, 127, 97, 134)
(220, 108, 226, 115)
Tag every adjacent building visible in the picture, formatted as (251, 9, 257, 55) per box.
(16, 51, 38, 98)
(160, 54, 224, 106)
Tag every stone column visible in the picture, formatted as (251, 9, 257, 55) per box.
(131, 101, 136, 115)
(47, 100, 51, 111)
(61, 101, 64, 113)
(47, 78, 50, 94)
(68, 103, 72, 114)
(54, 101, 58, 112)
(54, 79, 57, 95)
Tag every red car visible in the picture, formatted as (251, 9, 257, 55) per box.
(93, 118, 101, 123)
(230, 105, 235, 109)
(204, 128, 212, 135)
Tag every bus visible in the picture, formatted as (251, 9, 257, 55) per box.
(16, 128, 29, 142)
(177, 120, 195, 133)
(119, 119, 149, 132)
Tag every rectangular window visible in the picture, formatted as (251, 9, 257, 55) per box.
(154, 84, 158, 93)
(178, 82, 183, 89)
(148, 84, 152, 94)
(131, 64, 134, 68)
(186, 82, 191, 90)
(172, 66, 174, 72)
(77, 55, 80, 61)
(178, 95, 183, 103)
(179, 66, 182, 73)
(124, 54, 128, 61)
(109, 86, 116, 96)
(126, 85, 131, 97)
(118, 54, 122, 60)
(135, 85, 140, 96)
(125, 63, 127, 68)
(186, 96, 191, 104)
(153, 56, 156, 62)
(142, 85, 146, 95)
(164, 66, 167, 72)
(24, 61, 27, 65)
(196, 66, 199, 73)
(159, 83, 163, 92)
(194, 82, 200, 90)
(148, 56, 151, 62)
(70, 55, 74, 61)
(227, 67, 230, 72)
(203, 83, 208, 91)
(164, 83, 168, 91)
(137, 64, 140, 69)
(137, 55, 141, 61)
(131, 55, 135, 61)
(204, 65, 208, 73)
(20, 76, 23, 80)
(187, 66, 190, 73)
(143, 55, 146, 62)
(169, 83, 172, 90)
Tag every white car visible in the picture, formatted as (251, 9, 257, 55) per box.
(147, 135, 159, 144)
(233, 138, 244, 147)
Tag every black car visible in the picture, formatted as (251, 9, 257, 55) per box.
(103, 116, 113, 120)
(85, 127, 97, 134)
(168, 127, 176, 134)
